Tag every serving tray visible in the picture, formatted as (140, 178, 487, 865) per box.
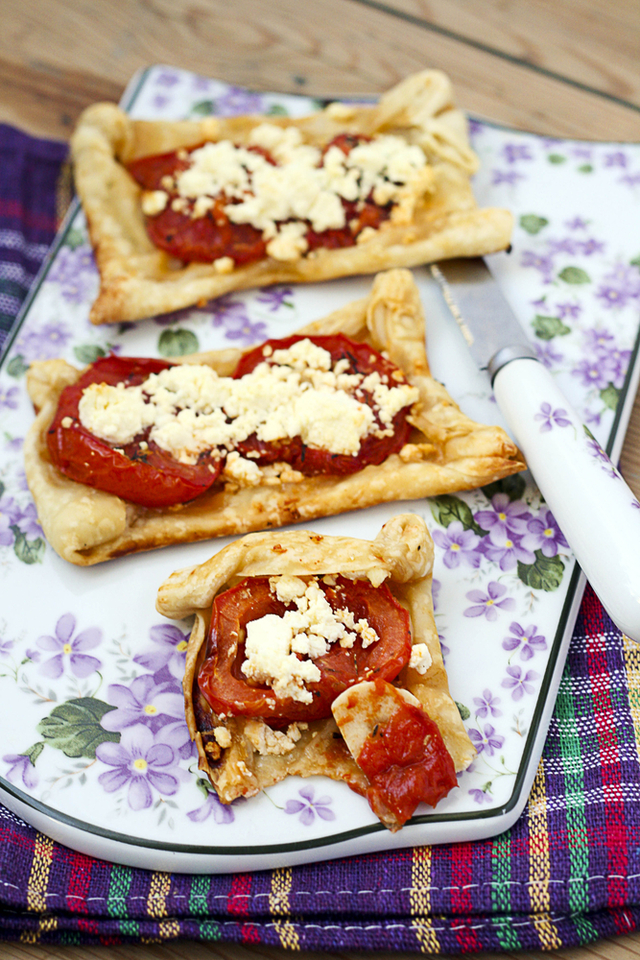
(0, 66, 639, 872)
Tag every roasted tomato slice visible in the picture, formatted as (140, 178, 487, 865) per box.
(197, 575, 412, 722)
(46, 356, 223, 509)
(232, 334, 414, 475)
(356, 681, 457, 825)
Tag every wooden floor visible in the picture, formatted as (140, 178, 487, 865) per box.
(1, 1, 640, 958)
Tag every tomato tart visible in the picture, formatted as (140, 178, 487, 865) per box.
(25, 269, 524, 566)
(71, 69, 512, 325)
(157, 513, 476, 831)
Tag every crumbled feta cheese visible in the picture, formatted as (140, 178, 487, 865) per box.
(409, 643, 432, 674)
(240, 576, 380, 702)
(213, 726, 232, 748)
(213, 256, 234, 274)
(141, 190, 169, 216)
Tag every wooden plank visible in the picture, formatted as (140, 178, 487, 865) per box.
(1, 0, 639, 140)
(367, 0, 640, 112)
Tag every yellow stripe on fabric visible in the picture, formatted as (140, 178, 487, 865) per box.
(528, 761, 562, 951)
(622, 634, 640, 757)
(147, 871, 172, 918)
(26, 833, 55, 913)
(269, 867, 300, 950)
(19, 913, 58, 945)
(409, 845, 440, 953)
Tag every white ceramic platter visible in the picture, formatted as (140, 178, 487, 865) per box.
(1, 67, 639, 872)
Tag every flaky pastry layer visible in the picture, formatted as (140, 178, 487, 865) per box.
(24, 269, 525, 566)
(157, 513, 475, 813)
(71, 70, 512, 325)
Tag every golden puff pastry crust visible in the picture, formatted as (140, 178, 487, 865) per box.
(157, 513, 476, 813)
(24, 269, 525, 566)
(71, 70, 512, 325)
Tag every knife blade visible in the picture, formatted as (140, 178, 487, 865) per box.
(431, 257, 640, 642)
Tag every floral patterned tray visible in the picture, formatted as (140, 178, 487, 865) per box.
(1, 66, 640, 872)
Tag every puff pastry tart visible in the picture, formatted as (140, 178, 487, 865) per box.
(24, 269, 524, 566)
(70, 70, 512, 325)
(157, 513, 476, 831)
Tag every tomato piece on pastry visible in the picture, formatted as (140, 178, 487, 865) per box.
(156, 513, 476, 830)
(332, 679, 457, 830)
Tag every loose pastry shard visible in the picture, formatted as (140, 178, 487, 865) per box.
(24, 270, 525, 566)
(157, 513, 476, 831)
(71, 70, 513, 325)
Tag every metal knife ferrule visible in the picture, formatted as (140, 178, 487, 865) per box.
(487, 343, 539, 384)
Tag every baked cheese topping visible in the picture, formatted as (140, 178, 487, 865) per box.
(143, 124, 431, 261)
(77, 339, 418, 467)
(241, 575, 381, 704)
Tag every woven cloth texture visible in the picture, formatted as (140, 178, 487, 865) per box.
(1, 123, 639, 953)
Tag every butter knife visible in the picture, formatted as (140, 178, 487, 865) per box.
(431, 257, 640, 642)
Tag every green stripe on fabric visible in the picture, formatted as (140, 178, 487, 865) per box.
(118, 919, 140, 938)
(107, 864, 134, 919)
(490, 832, 521, 951)
(58, 931, 82, 945)
(554, 673, 598, 942)
(198, 919, 222, 940)
(188, 874, 212, 916)
(0, 279, 28, 299)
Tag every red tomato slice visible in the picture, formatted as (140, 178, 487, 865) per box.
(232, 334, 414, 475)
(197, 576, 412, 722)
(357, 681, 457, 824)
(46, 356, 223, 509)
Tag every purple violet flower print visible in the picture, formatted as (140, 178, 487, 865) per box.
(473, 689, 502, 718)
(535, 341, 564, 369)
(96, 726, 180, 811)
(215, 87, 266, 117)
(100, 675, 184, 732)
(501, 666, 539, 700)
(256, 286, 294, 311)
(0, 385, 19, 410)
(13, 322, 72, 362)
(133, 624, 190, 682)
(469, 787, 493, 805)
(502, 622, 547, 660)
(481, 536, 535, 572)
(284, 786, 336, 826)
(502, 143, 533, 164)
(475, 493, 532, 540)
(521, 509, 569, 557)
(521, 250, 554, 283)
(0, 639, 14, 658)
(463, 582, 516, 621)
(3, 753, 38, 789)
(0, 495, 21, 546)
(468, 724, 504, 756)
(432, 521, 481, 569)
(224, 315, 268, 345)
(188, 788, 235, 824)
(37, 614, 102, 679)
(555, 301, 582, 319)
(13, 501, 42, 539)
(565, 217, 589, 230)
(534, 402, 572, 433)
(492, 170, 525, 186)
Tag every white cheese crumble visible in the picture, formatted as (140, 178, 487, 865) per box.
(240, 576, 380, 703)
(408, 643, 432, 674)
(77, 341, 419, 467)
(158, 125, 429, 261)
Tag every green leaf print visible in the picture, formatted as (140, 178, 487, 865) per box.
(548, 154, 566, 164)
(266, 104, 289, 116)
(456, 701, 470, 721)
(73, 344, 107, 365)
(558, 266, 590, 285)
(577, 164, 593, 174)
(517, 550, 564, 591)
(6, 355, 29, 378)
(600, 383, 620, 411)
(431, 495, 487, 536)
(519, 214, 548, 235)
(158, 328, 200, 357)
(12, 529, 45, 565)
(481, 474, 526, 503)
(65, 227, 87, 250)
(531, 314, 571, 340)
(190, 99, 215, 116)
(37, 698, 120, 759)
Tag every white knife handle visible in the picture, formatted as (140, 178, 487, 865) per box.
(493, 358, 640, 641)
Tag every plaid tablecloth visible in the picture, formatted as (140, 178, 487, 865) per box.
(2, 123, 640, 952)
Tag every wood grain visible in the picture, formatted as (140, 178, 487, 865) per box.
(2, 1, 640, 958)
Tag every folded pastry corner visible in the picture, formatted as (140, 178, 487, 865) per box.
(157, 513, 476, 830)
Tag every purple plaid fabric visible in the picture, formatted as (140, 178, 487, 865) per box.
(1, 123, 640, 952)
